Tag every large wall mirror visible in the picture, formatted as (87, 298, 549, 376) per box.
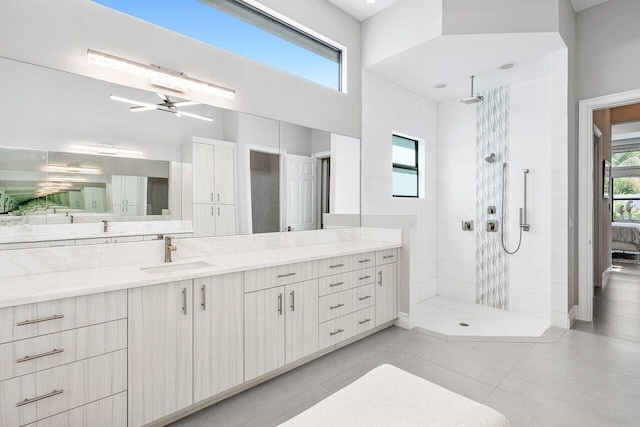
(0, 57, 360, 248)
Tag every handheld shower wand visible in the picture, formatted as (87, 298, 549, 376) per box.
(500, 164, 530, 255)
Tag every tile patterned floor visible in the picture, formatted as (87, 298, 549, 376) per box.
(172, 266, 640, 426)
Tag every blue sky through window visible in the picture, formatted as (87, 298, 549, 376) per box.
(93, 0, 340, 90)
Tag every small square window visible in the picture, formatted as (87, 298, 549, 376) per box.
(392, 134, 419, 198)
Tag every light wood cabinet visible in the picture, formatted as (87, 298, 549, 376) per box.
(128, 281, 193, 426)
(285, 280, 319, 364)
(192, 143, 215, 204)
(376, 263, 398, 326)
(192, 204, 217, 237)
(215, 204, 236, 236)
(244, 279, 319, 382)
(82, 187, 106, 212)
(244, 287, 286, 381)
(193, 274, 244, 403)
(214, 144, 235, 205)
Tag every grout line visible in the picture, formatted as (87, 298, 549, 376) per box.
(492, 342, 535, 391)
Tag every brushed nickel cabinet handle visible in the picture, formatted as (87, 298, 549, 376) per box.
(358, 259, 372, 263)
(217, 207, 220, 216)
(277, 272, 296, 278)
(359, 318, 372, 325)
(290, 291, 295, 311)
(201, 284, 206, 311)
(359, 275, 371, 280)
(211, 206, 214, 216)
(182, 288, 187, 315)
(210, 192, 214, 202)
(217, 193, 220, 202)
(278, 293, 283, 315)
(378, 271, 383, 286)
(329, 264, 345, 269)
(330, 303, 345, 310)
(329, 281, 344, 287)
(383, 255, 395, 259)
(17, 389, 63, 407)
(359, 295, 372, 301)
(330, 329, 344, 336)
(17, 348, 64, 363)
(17, 314, 64, 327)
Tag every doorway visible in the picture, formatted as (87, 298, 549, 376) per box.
(249, 150, 280, 234)
(578, 90, 640, 330)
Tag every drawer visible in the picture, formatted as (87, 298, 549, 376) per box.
(244, 261, 318, 293)
(318, 267, 375, 296)
(0, 291, 127, 344)
(319, 307, 376, 349)
(319, 284, 376, 323)
(0, 319, 127, 382)
(353, 252, 375, 269)
(376, 248, 398, 265)
(0, 350, 127, 426)
(24, 392, 127, 427)
(317, 255, 356, 276)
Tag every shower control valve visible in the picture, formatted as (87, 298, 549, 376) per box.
(461, 220, 474, 231)
(487, 206, 496, 215)
(486, 220, 499, 232)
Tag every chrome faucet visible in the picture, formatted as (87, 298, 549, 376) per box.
(70, 215, 74, 224)
(102, 220, 109, 233)
(165, 236, 177, 263)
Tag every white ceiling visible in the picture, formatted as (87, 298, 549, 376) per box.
(329, 0, 612, 22)
(570, 0, 611, 12)
(326, 0, 399, 21)
(368, 33, 566, 104)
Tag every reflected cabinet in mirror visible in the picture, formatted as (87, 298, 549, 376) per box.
(0, 57, 360, 248)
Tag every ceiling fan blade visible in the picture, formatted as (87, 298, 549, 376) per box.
(130, 106, 157, 113)
(173, 100, 200, 107)
(110, 95, 158, 110)
(178, 111, 213, 122)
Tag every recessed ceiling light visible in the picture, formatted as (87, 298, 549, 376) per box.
(434, 82, 448, 89)
(500, 62, 517, 70)
(367, 0, 376, 4)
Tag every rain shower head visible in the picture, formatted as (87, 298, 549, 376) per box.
(460, 75, 484, 104)
(485, 153, 496, 163)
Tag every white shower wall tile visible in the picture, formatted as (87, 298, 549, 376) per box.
(361, 71, 439, 307)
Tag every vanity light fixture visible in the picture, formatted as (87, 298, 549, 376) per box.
(69, 144, 143, 157)
(87, 49, 236, 100)
(48, 176, 89, 183)
(38, 182, 74, 188)
(46, 165, 100, 174)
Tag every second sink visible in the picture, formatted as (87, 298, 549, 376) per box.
(141, 262, 213, 275)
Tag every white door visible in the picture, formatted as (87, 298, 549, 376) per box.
(285, 154, 318, 232)
(214, 145, 235, 205)
(124, 176, 139, 207)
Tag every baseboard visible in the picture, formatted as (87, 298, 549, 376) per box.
(395, 311, 411, 329)
(569, 305, 579, 327)
(602, 264, 614, 287)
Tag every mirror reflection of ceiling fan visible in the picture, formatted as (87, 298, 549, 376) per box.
(110, 93, 214, 122)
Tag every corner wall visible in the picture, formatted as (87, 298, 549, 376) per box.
(361, 71, 438, 314)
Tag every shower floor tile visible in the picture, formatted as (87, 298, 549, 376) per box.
(412, 296, 551, 340)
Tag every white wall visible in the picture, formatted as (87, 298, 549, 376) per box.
(361, 70, 438, 313)
(0, 0, 361, 138)
(437, 74, 558, 321)
(330, 134, 360, 214)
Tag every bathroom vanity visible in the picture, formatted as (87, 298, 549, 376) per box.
(0, 231, 400, 427)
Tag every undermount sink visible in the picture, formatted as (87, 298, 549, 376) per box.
(141, 262, 214, 275)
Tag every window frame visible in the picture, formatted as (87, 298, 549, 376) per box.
(392, 134, 420, 198)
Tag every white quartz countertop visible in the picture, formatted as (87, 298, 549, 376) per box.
(0, 240, 401, 308)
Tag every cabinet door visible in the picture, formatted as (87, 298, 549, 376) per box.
(193, 274, 244, 402)
(111, 176, 124, 205)
(244, 287, 285, 381)
(193, 143, 215, 204)
(215, 204, 236, 236)
(124, 176, 138, 206)
(285, 280, 319, 364)
(192, 204, 216, 237)
(376, 263, 398, 326)
(128, 281, 193, 426)
(214, 145, 235, 204)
